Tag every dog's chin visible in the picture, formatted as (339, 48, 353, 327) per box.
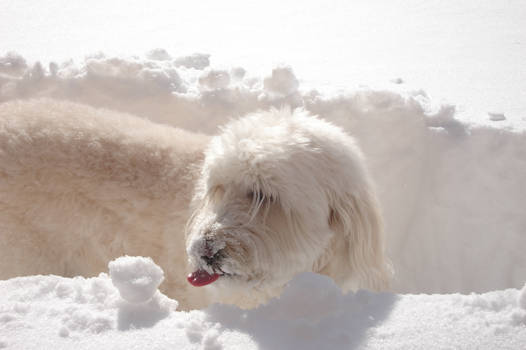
(204, 271, 286, 310)
(186, 262, 274, 296)
(186, 253, 299, 308)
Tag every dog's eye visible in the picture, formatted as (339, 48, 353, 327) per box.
(247, 190, 262, 201)
(247, 190, 276, 203)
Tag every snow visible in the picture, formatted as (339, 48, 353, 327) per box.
(263, 66, 300, 96)
(2, 0, 525, 128)
(108, 256, 165, 304)
(1, 260, 525, 349)
(520, 284, 526, 310)
(488, 112, 507, 122)
(1, 0, 526, 348)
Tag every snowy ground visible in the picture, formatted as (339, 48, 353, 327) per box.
(1, 0, 526, 349)
(2, 257, 525, 350)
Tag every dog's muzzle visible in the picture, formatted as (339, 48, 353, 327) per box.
(187, 238, 227, 287)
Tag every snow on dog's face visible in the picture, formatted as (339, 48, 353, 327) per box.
(185, 109, 392, 308)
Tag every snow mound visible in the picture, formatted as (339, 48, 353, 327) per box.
(0, 274, 118, 340)
(108, 256, 164, 304)
(0, 257, 178, 346)
(206, 273, 526, 349)
(1, 272, 525, 349)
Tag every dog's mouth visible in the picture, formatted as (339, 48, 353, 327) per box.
(187, 269, 221, 286)
(187, 241, 243, 286)
(187, 267, 234, 287)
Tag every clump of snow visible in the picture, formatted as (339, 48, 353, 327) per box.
(230, 67, 246, 80)
(263, 66, 299, 96)
(174, 53, 210, 70)
(145, 48, 172, 61)
(108, 256, 164, 304)
(488, 112, 506, 121)
(199, 69, 231, 90)
(107, 256, 177, 332)
(0, 51, 27, 75)
(84, 55, 186, 95)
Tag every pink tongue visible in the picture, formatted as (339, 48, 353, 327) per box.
(187, 270, 220, 287)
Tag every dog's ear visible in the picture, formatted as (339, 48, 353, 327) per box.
(320, 187, 392, 292)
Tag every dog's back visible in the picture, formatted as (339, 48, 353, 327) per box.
(0, 99, 207, 288)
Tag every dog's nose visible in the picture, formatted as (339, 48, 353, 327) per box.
(201, 253, 219, 267)
(202, 238, 215, 258)
(200, 239, 223, 267)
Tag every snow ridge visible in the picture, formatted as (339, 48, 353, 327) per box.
(1, 262, 525, 349)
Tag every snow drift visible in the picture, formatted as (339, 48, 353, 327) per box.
(0, 51, 525, 348)
(1, 257, 525, 349)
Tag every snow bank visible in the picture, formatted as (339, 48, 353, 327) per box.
(1, 51, 524, 296)
(0, 258, 524, 349)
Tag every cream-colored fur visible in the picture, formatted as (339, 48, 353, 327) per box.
(0, 99, 391, 310)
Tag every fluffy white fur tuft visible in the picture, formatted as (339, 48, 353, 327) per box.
(0, 99, 391, 310)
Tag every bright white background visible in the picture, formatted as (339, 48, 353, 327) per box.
(1, 0, 525, 126)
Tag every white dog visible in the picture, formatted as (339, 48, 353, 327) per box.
(0, 99, 391, 310)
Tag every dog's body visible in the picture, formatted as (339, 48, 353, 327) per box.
(0, 99, 391, 310)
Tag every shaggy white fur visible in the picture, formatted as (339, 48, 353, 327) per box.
(0, 99, 391, 310)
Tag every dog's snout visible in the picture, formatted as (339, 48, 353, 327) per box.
(193, 237, 225, 268)
(201, 253, 219, 266)
(202, 238, 215, 258)
(202, 240, 222, 265)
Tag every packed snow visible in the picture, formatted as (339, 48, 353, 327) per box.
(1, 257, 525, 349)
(108, 256, 166, 304)
(1, 0, 526, 348)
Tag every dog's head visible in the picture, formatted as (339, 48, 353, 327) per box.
(185, 108, 391, 308)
